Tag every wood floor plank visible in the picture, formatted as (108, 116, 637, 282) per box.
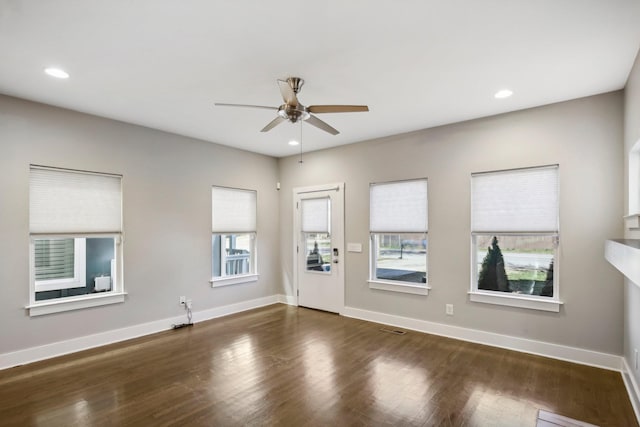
(0, 304, 636, 426)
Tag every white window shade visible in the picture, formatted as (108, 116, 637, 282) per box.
(370, 179, 428, 233)
(212, 187, 257, 233)
(471, 165, 559, 233)
(301, 197, 330, 233)
(30, 167, 122, 234)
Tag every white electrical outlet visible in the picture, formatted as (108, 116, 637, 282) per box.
(186, 299, 193, 309)
(446, 304, 454, 316)
(180, 296, 186, 305)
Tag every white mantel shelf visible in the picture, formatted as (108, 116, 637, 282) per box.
(605, 239, 640, 286)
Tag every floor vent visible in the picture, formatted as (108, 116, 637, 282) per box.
(380, 328, 407, 335)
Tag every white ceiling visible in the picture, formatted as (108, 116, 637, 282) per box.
(1, 1, 639, 157)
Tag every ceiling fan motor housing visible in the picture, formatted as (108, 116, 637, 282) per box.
(278, 104, 310, 123)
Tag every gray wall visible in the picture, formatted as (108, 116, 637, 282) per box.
(0, 95, 280, 354)
(279, 92, 624, 355)
(624, 50, 640, 384)
(0, 88, 627, 358)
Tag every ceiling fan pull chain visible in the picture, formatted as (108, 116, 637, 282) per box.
(299, 120, 304, 164)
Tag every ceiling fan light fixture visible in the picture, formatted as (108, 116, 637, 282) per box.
(278, 105, 310, 123)
(44, 67, 69, 79)
(494, 89, 513, 99)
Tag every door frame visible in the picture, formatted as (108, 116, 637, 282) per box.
(293, 182, 345, 314)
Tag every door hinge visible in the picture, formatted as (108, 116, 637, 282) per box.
(296, 245, 299, 254)
(297, 289, 299, 296)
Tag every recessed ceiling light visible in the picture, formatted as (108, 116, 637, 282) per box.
(494, 89, 513, 99)
(288, 140, 300, 146)
(44, 67, 69, 79)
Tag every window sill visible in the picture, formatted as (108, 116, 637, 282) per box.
(210, 274, 259, 288)
(368, 280, 430, 295)
(468, 291, 562, 312)
(26, 292, 127, 317)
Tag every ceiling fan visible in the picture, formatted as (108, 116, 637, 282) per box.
(215, 77, 368, 135)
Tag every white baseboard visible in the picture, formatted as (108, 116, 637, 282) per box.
(191, 295, 281, 323)
(622, 357, 640, 422)
(342, 306, 623, 371)
(278, 294, 297, 305)
(0, 297, 627, 381)
(0, 294, 282, 371)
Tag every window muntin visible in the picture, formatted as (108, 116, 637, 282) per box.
(371, 233, 427, 284)
(369, 179, 428, 287)
(28, 166, 123, 314)
(470, 165, 559, 301)
(211, 187, 257, 281)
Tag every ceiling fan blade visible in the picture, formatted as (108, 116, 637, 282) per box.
(306, 115, 339, 135)
(215, 103, 278, 110)
(260, 116, 286, 132)
(278, 79, 298, 106)
(308, 105, 369, 114)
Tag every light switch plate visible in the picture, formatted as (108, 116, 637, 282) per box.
(347, 243, 362, 253)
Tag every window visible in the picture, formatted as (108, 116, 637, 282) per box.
(626, 139, 640, 229)
(470, 165, 561, 312)
(211, 186, 257, 286)
(369, 179, 428, 295)
(28, 166, 124, 316)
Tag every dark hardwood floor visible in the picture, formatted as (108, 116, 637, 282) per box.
(0, 304, 636, 426)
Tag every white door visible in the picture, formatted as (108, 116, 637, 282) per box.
(294, 183, 344, 313)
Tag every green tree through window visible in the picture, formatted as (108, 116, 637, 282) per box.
(477, 236, 509, 292)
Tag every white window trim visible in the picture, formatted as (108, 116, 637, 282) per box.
(629, 138, 640, 217)
(468, 290, 562, 312)
(368, 279, 430, 295)
(210, 273, 259, 288)
(28, 233, 124, 317)
(26, 291, 127, 317)
(34, 238, 86, 292)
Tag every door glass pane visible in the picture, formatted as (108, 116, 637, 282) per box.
(305, 233, 331, 273)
